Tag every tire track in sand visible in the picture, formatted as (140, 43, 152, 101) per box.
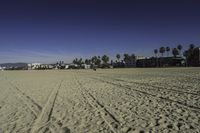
(3, 75, 67, 132)
(108, 76, 200, 96)
(87, 74, 200, 108)
(7, 81, 42, 117)
(74, 75, 126, 133)
(90, 76, 200, 112)
(30, 80, 63, 133)
(79, 71, 200, 96)
(1, 74, 42, 117)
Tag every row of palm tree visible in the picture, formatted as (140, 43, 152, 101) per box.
(73, 55, 110, 67)
(115, 54, 136, 63)
(183, 44, 195, 58)
(154, 44, 183, 57)
(72, 44, 198, 67)
(73, 53, 136, 67)
(153, 44, 199, 66)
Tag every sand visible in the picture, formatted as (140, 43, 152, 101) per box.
(0, 68, 200, 133)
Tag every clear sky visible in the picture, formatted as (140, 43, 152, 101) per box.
(0, 0, 200, 63)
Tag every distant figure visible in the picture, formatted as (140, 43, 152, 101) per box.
(93, 68, 96, 71)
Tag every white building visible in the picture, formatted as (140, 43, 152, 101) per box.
(0, 66, 5, 71)
(28, 63, 41, 70)
(82, 64, 91, 69)
(48, 64, 54, 69)
(65, 64, 69, 69)
(136, 56, 146, 60)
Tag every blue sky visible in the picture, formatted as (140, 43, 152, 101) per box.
(0, 0, 200, 63)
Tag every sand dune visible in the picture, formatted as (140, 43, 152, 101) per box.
(0, 68, 200, 133)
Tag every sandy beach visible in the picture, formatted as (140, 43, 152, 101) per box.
(0, 68, 200, 133)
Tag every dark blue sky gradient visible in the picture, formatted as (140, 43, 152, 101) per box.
(0, 0, 200, 63)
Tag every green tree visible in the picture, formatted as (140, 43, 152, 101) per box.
(123, 53, 130, 64)
(183, 50, 188, 58)
(166, 47, 170, 57)
(154, 49, 159, 67)
(77, 58, 83, 66)
(102, 55, 109, 64)
(97, 56, 101, 67)
(88, 59, 91, 64)
(123, 53, 136, 66)
(188, 44, 195, 59)
(91, 56, 98, 65)
(85, 59, 89, 65)
(159, 47, 165, 57)
(131, 54, 136, 62)
(172, 48, 179, 57)
(73, 58, 78, 64)
(189, 44, 195, 49)
(116, 54, 120, 62)
(177, 44, 183, 56)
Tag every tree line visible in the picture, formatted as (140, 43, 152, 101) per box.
(73, 53, 137, 68)
(153, 44, 199, 66)
(72, 44, 199, 68)
(154, 44, 183, 57)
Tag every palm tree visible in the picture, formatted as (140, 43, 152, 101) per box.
(101, 55, 109, 64)
(85, 59, 89, 65)
(159, 47, 165, 57)
(73, 58, 78, 64)
(78, 58, 83, 66)
(177, 44, 183, 56)
(97, 56, 101, 67)
(123, 53, 130, 64)
(154, 49, 158, 57)
(172, 48, 179, 57)
(154, 49, 158, 67)
(189, 44, 195, 49)
(131, 54, 136, 61)
(183, 50, 188, 58)
(116, 54, 120, 62)
(88, 59, 91, 64)
(130, 54, 136, 66)
(91, 56, 98, 65)
(166, 47, 170, 57)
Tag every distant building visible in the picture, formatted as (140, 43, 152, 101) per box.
(82, 64, 91, 69)
(47, 64, 54, 69)
(136, 56, 146, 60)
(136, 57, 186, 67)
(65, 64, 69, 69)
(28, 63, 41, 70)
(68, 64, 78, 69)
(124, 59, 137, 67)
(55, 61, 66, 69)
(28, 64, 31, 69)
